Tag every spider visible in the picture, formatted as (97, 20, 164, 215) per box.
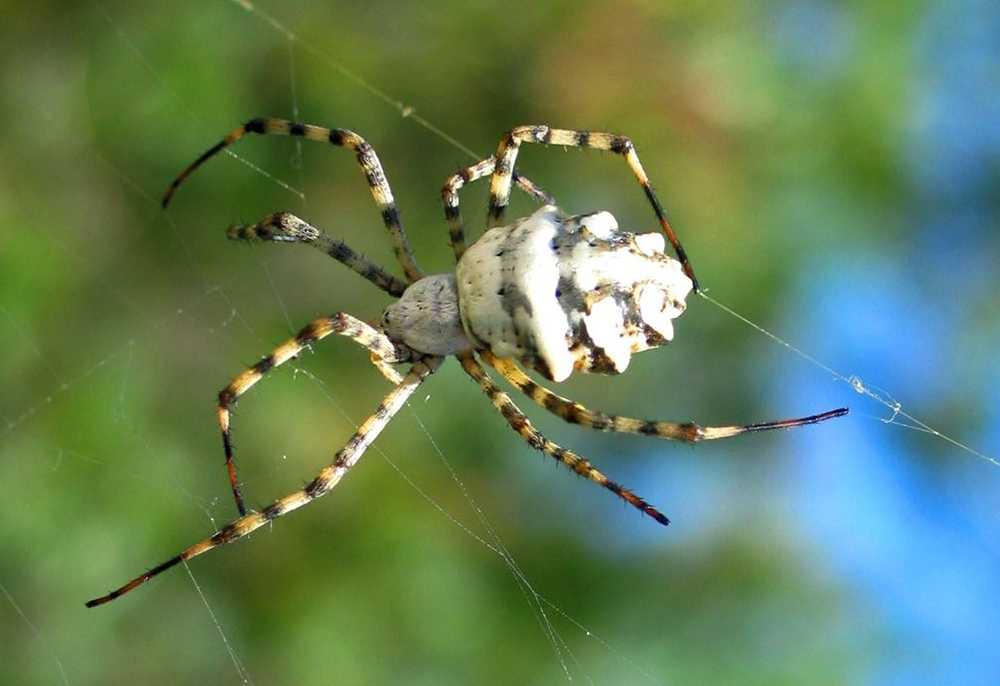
(86, 119, 847, 607)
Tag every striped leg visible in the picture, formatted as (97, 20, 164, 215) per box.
(162, 117, 423, 283)
(218, 313, 412, 516)
(442, 159, 555, 261)
(482, 351, 848, 442)
(368, 351, 405, 386)
(487, 125, 699, 290)
(228, 212, 409, 297)
(458, 353, 669, 526)
(85, 357, 441, 608)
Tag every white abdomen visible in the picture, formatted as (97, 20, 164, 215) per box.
(456, 205, 693, 382)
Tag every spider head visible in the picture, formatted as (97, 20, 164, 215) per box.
(381, 274, 472, 357)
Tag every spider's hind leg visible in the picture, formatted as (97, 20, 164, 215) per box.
(482, 351, 848, 443)
(458, 353, 670, 526)
(217, 313, 411, 516)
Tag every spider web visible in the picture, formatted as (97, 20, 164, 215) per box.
(3, 2, 999, 684)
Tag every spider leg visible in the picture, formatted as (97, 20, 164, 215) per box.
(228, 211, 409, 298)
(162, 118, 423, 283)
(482, 351, 848, 442)
(368, 351, 406, 385)
(458, 352, 669, 526)
(85, 357, 441, 608)
(442, 157, 555, 261)
(218, 313, 412, 516)
(487, 125, 699, 291)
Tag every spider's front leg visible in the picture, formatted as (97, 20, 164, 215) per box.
(162, 117, 424, 283)
(229, 212, 409, 297)
(487, 125, 699, 290)
(216, 313, 411, 516)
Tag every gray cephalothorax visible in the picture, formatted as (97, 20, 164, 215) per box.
(381, 274, 471, 356)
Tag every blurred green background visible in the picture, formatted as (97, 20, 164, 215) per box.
(2, 1, 998, 684)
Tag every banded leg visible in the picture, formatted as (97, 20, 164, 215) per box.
(458, 353, 669, 526)
(369, 351, 405, 385)
(482, 351, 848, 442)
(85, 357, 441, 608)
(442, 158, 555, 261)
(162, 117, 423, 283)
(228, 211, 409, 297)
(487, 125, 699, 290)
(218, 313, 412, 516)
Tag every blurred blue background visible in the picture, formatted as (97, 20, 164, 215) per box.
(1, 1, 998, 684)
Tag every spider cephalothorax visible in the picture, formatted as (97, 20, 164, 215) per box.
(381, 274, 468, 357)
(87, 119, 847, 608)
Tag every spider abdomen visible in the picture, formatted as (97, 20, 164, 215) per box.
(456, 205, 693, 382)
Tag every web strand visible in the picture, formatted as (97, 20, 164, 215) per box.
(291, 367, 576, 682)
(0, 581, 70, 686)
(95, 4, 305, 202)
(293, 365, 665, 684)
(183, 562, 255, 685)
(698, 291, 999, 468)
(228, 0, 483, 162)
(404, 404, 579, 683)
